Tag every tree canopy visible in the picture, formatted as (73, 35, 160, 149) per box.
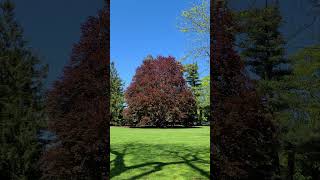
(211, 2, 278, 178)
(258, 45, 320, 179)
(178, 0, 209, 61)
(40, 7, 109, 179)
(0, 0, 47, 178)
(124, 56, 196, 127)
(238, 5, 291, 80)
(110, 61, 125, 126)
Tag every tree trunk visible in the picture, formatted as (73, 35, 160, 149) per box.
(199, 109, 203, 125)
(273, 151, 280, 176)
(287, 150, 295, 180)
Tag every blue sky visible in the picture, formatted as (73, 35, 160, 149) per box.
(111, 0, 209, 88)
(14, 0, 103, 88)
(12, 0, 320, 89)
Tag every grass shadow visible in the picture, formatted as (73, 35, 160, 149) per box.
(127, 126, 205, 129)
(110, 143, 209, 179)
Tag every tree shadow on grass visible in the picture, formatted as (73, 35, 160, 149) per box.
(128, 126, 202, 129)
(128, 126, 204, 129)
(110, 144, 209, 179)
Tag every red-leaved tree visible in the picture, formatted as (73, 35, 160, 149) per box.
(124, 56, 196, 127)
(39, 4, 109, 180)
(211, 1, 278, 179)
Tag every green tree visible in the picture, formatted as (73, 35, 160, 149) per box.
(178, 0, 209, 61)
(197, 75, 210, 124)
(235, 5, 292, 177)
(237, 4, 291, 80)
(111, 61, 125, 126)
(184, 63, 201, 124)
(0, 0, 48, 179)
(178, 0, 209, 125)
(184, 63, 201, 88)
(258, 45, 320, 179)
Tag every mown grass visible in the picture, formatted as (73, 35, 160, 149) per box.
(110, 126, 210, 180)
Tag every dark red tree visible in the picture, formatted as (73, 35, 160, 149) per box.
(40, 3, 109, 180)
(211, 1, 278, 179)
(124, 56, 196, 127)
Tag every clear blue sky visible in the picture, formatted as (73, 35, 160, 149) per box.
(12, 0, 320, 89)
(14, 0, 103, 88)
(111, 0, 209, 88)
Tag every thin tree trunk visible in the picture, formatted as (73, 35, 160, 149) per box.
(287, 149, 295, 180)
(199, 109, 203, 125)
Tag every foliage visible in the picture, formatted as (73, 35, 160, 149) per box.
(211, 2, 278, 179)
(178, 0, 210, 125)
(40, 7, 109, 180)
(184, 63, 202, 124)
(258, 45, 320, 179)
(184, 63, 210, 124)
(124, 56, 196, 127)
(236, 4, 291, 80)
(184, 63, 201, 89)
(111, 61, 125, 126)
(178, 0, 209, 61)
(197, 75, 210, 123)
(0, 0, 47, 179)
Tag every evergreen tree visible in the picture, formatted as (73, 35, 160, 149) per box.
(258, 45, 320, 179)
(184, 62, 201, 88)
(197, 75, 210, 124)
(110, 61, 124, 126)
(235, 3, 293, 177)
(0, 0, 47, 179)
(237, 3, 291, 80)
(184, 62, 202, 124)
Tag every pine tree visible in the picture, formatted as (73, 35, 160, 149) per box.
(184, 62, 201, 88)
(0, 0, 47, 179)
(184, 62, 202, 124)
(235, 3, 293, 177)
(110, 61, 124, 126)
(238, 3, 291, 80)
(259, 45, 320, 179)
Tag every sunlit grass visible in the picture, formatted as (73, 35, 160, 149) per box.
(110, 126, 210, 180)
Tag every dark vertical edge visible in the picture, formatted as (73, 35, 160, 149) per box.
(102, 0, 110, 179)
(107, 0, 111, 178)
(209, 0, 214, 179)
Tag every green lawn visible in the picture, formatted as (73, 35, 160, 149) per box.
(110, 126, 210, 180)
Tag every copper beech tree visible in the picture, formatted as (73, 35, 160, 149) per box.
(124, 56, 196, 127)
(40, 5, 109, 180)
(211, 1, 278, 179)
